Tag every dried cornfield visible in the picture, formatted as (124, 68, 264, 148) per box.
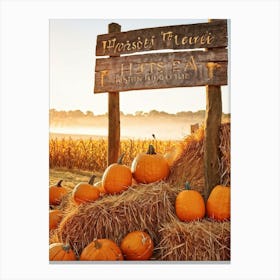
(49, 137, 176, 172)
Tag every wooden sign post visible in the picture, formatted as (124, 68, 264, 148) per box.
(94, 20, 228, 200)
(203, 19, 223, 202)
(107, 23, 121, 166)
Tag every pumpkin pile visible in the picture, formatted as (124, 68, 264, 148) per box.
(49, 123, 231, 261)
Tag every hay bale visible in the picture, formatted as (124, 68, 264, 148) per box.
(58, 181, 179, 256)
(49, 228, 61, 244)
(157, 219, 230, 261)
(168, 122, 230, 197)
(219, 122, 231, 186)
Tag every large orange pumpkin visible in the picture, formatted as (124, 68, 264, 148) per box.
(80, 239, 123, 261)
(131, 144, 170, 184)
(102, 153, 132, 194)
(206, 185, 230, 221)
(175, 182, 205, 222)
(49, 243, 77, 261)
(120, 231, 154, 260)
(49, 209, 63, 231)
(49, 180, 68, 206)
(72, 175, 100, 205)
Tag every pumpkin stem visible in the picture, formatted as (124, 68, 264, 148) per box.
(57, 180, 63, 187)
(117, 153, 125, 164)
(62, 244, 71, 253)
(147, 144, 156, 155)
(88, 175, 96, 185)
(185, 182, 191, 190)
(93, 239, 102, 249)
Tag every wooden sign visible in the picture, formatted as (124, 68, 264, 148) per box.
(94, 49, 227, 93)
(93, 20, 229, 201)
(96, 20, 227, 56)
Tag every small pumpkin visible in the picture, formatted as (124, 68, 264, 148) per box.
(49, 243, 77, 261)
(49, 209, 63, 231)
(80, 239, 123, 261)
(49, 180, 68, 206)
(120, 231, 154, 260)
(72, 175, 100, 205)
(94, 180, 106, 196)
(175, 182, 205, 222)
(102, 153, 132, 194)
(131, 144, 170, 184)
(206, 185, 230, 221)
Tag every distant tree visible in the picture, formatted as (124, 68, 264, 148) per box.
(86, 110, 94, 117)
(69, 110, 85, 118)
(148, 110, 160, 116)
(135, 111, 144, 116)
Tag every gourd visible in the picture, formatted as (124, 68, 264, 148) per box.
(49, 180, 68, 205)
(72, 175, 100, 205)
(80, 239, 123, 261)
(131, 144, 170, 184)
(120, 231, 154, 260)
(102, 153, 132, 194)
(94, 180, 106, 196)
(206, 185, 230, 221)
(175, 182, 205, 222)
(49, 209, 63, 231)
(49, 243, 77, 261)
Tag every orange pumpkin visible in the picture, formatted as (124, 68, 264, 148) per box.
(49, 209, 63, 231)
(120, 231, 154, 260)
(80, 239, 123, 261)
(131, 144, 170, 184)
(175, 182, 205, 222)
(49, 243, 77, 261)
(206, 185, 230, 221)
(102, 153, 132, 194)
(49, 180, 68, 206)
(94, 180, 106, 196)
(72, 175, 100, 205)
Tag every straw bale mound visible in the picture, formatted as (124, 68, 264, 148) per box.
(157, 219, 230, 261)
(58, 181, 179, 256)
(57, 192, 77, 213)
(168, 122, 230, 196)
(49, 229, 61, 245)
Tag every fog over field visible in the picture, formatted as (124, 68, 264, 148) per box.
(50, 117, 195, 140)
(49, 110, 230, 140)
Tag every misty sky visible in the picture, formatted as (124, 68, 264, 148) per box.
(49, 19, 230, 115)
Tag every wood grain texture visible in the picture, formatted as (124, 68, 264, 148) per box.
(96, 20, 227, 56)
(107, 23, 121, 166)
(203, 19, 224, 201)
(94, 49, 228, 93)
(203, 85, 222, 201)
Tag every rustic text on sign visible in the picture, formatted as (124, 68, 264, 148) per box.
(96, 20, 227, 56)
(94, 49, 227, 93)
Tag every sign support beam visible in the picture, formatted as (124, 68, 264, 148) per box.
(107, 23, 121, 166)
(203, 19, 223, 202)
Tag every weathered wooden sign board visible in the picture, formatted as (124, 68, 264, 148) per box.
(94, 20, 228, 93)
(95, 49, 227, 93)
(93, 20, 228, 201)
(96, 20, 227, 56)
